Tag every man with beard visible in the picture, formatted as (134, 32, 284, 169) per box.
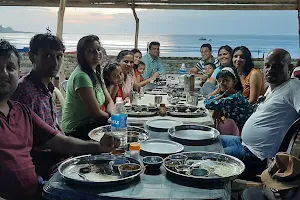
(0, 40, 120, 199)
(11, 33, 67, 180)
(220, 48, 300, 178)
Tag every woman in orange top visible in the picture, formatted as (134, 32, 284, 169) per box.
(232, 46, 265, 104)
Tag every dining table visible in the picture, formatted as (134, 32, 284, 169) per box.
(43, 127, 231, 200)
(43, 75, 230, 199)
(126, 93, 214, 127)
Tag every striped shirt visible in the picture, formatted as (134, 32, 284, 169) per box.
(195, 56, 220, 72)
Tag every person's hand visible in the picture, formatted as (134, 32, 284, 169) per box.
(124, 97, 131, 104)
(150, 72, 160, 80)
(100, 111, 110, 119)
(99, 133, 120, 153)
(213, 110, 225, 124)
(223, 88, 236, 96)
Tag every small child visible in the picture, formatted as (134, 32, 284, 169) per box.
(204, 67, 254, 133)
(134, 61, 145, 83)
(204, 63, 216, 79)
(103, 62, 126, 102)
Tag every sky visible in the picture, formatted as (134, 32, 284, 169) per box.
(0, 6, 298, 35)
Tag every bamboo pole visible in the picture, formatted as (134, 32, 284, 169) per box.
(57, 0, 66, 40)
(298, 0, 300, 49)
(57, 0, 67, 92)
(131, 0, 139, 48)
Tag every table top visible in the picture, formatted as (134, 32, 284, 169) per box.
(126, 94, 214, 127)
(43, 129, 229, 200)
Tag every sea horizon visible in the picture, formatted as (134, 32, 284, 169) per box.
(1, 32, 299, 58)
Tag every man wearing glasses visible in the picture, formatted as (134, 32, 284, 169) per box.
(220, 48, 300, 178)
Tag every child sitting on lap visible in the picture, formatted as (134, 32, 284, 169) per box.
(134, 61, 146, 85)
(204, 63, 216, 80)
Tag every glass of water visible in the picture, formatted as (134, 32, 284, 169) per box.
(186, 92, 199, 106)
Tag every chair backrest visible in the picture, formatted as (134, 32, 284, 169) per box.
(61, 80, 68, 93)
(279, 117, 300, 153)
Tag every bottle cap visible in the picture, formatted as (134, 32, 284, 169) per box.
(129, 143, 140, 151)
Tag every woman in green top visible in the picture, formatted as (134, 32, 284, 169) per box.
(62, 35, 114, 140)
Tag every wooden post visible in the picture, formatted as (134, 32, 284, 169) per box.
(131, 0, 139, 49)
(57, 0, 66, 40)
(57, 0, 67, 93)
(297, 0, 300, 50)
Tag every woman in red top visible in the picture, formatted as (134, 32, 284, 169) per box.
(103, 62, 125, 102)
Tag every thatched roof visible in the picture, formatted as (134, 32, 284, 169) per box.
(0, 0, 298, 10)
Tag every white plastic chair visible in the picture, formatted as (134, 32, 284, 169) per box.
(61, 80, 68, 93)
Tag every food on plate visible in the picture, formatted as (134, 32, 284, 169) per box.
(79, 166, 91, 174)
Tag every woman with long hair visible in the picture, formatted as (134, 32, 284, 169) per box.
(131, 48, 159, 91)
(205, 45, 243, 96)
(117, 50, 159, 101)
(62, 35, 114, 140)
(232, 46, 264, 104)
(207, 45, 233, 85)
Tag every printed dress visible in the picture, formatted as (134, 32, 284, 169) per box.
(204, 91, 254, 130)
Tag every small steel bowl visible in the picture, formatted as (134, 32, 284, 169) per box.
(176, 105, 188, 112)
(142, 156, 163, 172)
(188, 168, 210, 177)
(189, 106, 198, 112)
(127, 131, 139, 143)
(118, 163, 142, 177)
(169, 154, 188, 164)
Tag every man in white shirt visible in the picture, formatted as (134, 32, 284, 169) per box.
(291, 60, 300, 78)
(220, 48, 300, 178)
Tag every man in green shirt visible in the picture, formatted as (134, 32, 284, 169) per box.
(142, 41, 165, 79)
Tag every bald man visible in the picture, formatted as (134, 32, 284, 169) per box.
(220, 49, 300, 179)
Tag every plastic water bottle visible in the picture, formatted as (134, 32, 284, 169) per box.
(111, 97, 128, 148)
(179, 63, 187, 84)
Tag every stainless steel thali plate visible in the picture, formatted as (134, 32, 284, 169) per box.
(163, 151, 245, 183)
(58, 154, 142, 186)
(88, 125, 150, 143)
(140, 139, 184, 156)
(127, 111, 157, 118)
(167, 109, 207, 118)
(168, 125, 220, 145)
(145, 118, 183, 132)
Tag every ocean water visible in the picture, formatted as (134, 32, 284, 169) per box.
(0, 33, 299, 58)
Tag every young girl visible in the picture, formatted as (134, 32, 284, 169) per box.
(103, 62, 125, 102)
(134, 61, 146, 87)
(204, 67, 254, 133)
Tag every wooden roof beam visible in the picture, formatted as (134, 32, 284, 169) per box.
(297, 0, 300, 48)
(140, 0, 296, 3)
(0, 1, 297, 10)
